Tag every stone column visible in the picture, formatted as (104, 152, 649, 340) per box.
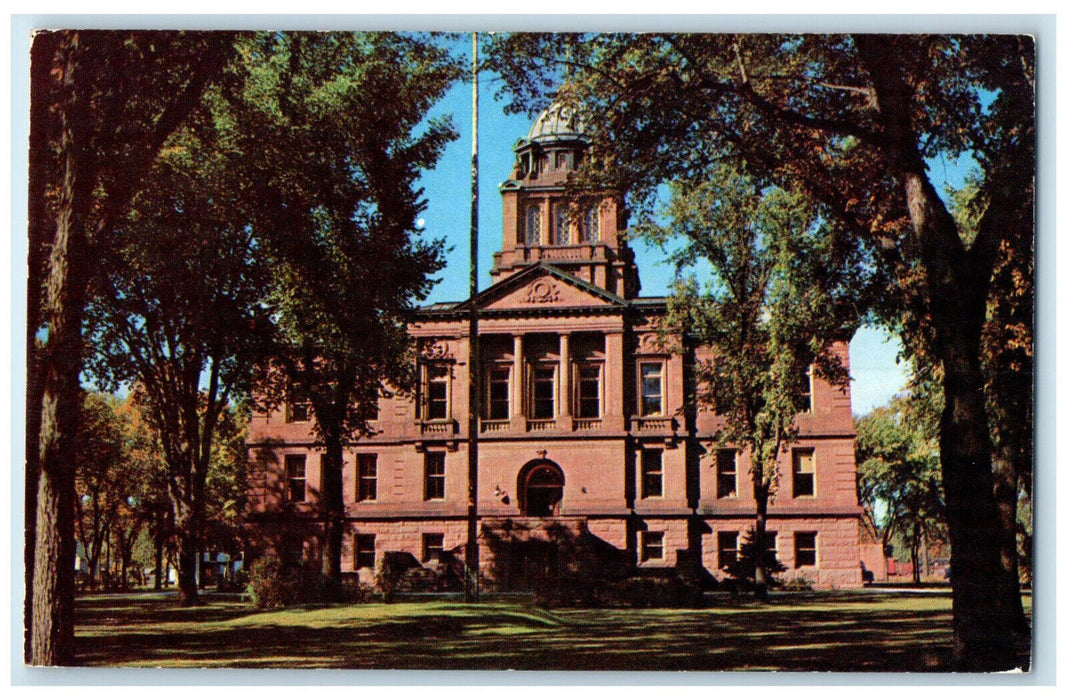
(512, 334, 524, 425)
(558, 332, 571, 424)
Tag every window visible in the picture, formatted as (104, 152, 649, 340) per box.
(424, 452, 445, 501)
(716, 450, 738, 498)
(640, 449, 664, 498)
(795, 532, 817, 567)
(639, 362, 664, 416)
(792, 449, 815, 497)
(641, 531, 665, 562)
(285, 538, 305, 566)
(286, 386, 310, 423)
(718, 531, 739, 569)
(525, 206, 542, 246)
(485, 365, 510, 420)
(581, 207, 599, 244)
(575, 363, 601, 418)
(553, 203, 570, 245)
(284, 455, 306, 502)
(531, 365, 556, 419)
(422, 533, 445, 563)
(355, 534, 376, 570)
(424, 365, 449, 420)
(766, 531, 779, 563)
(357, 454, 377, 502)
(797, 367, 813, 413)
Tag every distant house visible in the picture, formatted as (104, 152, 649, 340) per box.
(246, 102, 864, 590)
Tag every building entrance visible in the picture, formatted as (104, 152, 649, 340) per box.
(520, 461, 564, 517)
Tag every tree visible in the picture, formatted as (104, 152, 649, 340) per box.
(27, 30, 234, 664)
(83, 93, 269, 605)
(484, 33, 1033, 670)
(203, 405, 251, 574)
(950, 177, 1033, 629)
(653, 165, 865, 601)
(113, 391, 172, 589)
(223, 32, 459, 582)
(72, 393, 129, 589)
(723, 527, 787, 588)
(855, 392, 947, 584)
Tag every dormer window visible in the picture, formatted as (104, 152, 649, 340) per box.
(525, 206, 542, 246)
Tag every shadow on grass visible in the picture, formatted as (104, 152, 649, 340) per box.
(74, 591, 1030, 672)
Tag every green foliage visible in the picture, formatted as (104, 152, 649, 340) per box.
(74, 393, 131, 585)
(658, 166, 864, 466)
(650, 163, 865, 591)
(246, 553, 366, 608)
(234, 32, 461, 442)
(222, 33, 462, 579)
(780, 574, 814, 592)
(203, 406, 250, 554)
(723, 528, 787, 586)
(80, 31, 462, 588)
(246, 554, 299, 608)
(855, 392, 946, 574)
(484, 33, 1033, 666)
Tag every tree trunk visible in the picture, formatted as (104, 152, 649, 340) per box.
(993, 457, 1028, 633)
(320, 427, 345, 584)
(922, 529, 931, 580)
(30, 34, 94, 667)
(176, 531, 198, 605)
(856, 35, 1025, 670)
(154, 512, 165, 591)
(881, 530, 892, 583)
(939, 347, 1022, 670)
(911, 523, 921, 585)
(25, 29, 60, 663)
(170, 473, 200, 605)
(752, 479, 770, 603)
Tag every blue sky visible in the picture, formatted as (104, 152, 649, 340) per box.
(413, 54, 910, 417)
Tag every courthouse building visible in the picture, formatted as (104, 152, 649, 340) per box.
(246, 103, 864, 589)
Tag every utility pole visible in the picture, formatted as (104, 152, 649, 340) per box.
(465, 31, 480, 603)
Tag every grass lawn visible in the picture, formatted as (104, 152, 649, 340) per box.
(73, 590, 1031, 672)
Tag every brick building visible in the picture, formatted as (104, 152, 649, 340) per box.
(246, 102, 864, 590)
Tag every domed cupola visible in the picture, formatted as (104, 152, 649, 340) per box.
(527, 101, 586, 144)
(493, 99, 639, 299)
(508, 100, 589, 183)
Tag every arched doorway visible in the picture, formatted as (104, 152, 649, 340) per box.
(518, 461, 565, 517)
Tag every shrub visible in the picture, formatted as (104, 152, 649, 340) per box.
(601, 573, 704, 608)
(246, 554, 367, 608)
(246, 554, 300, 608)
(781, 574, 814, 591)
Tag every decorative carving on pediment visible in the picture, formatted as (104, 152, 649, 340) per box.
(523, 279, 561, 304)
(637, 332, 666, 354)
(419, 338, 454, 360)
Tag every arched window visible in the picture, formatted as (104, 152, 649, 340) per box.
(520, 462, 564, 517)
(525, 206, 542, 246)
(553, 203, 570, 245)
(581, 206, 599, 244)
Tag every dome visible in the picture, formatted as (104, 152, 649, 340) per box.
(527, 101, 586, 144)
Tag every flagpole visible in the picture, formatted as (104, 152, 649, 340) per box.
(465, 31, 480, 603)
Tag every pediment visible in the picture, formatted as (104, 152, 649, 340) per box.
(460, 264, 625, 313)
